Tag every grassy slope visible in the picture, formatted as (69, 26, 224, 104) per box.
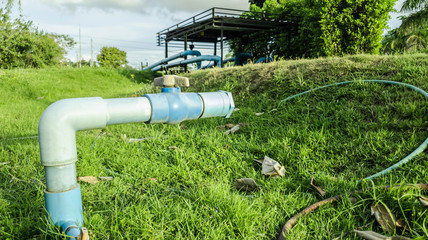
(0, 54, 427, 239)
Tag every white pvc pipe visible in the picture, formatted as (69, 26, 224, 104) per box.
(39, 97, 152, 192)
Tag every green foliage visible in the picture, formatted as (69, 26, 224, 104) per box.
(231, 0, 395, 58)
(0, 8, 75, 68)
(97, 46, 128, 68)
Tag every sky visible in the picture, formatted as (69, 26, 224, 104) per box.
(12, 0, 406, 69)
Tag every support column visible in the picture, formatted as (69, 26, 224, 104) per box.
(220, 23, 224, 68)
(184, 34, 188, 72)
(214, 41, 217, 56)
(165, 41, 168, 59)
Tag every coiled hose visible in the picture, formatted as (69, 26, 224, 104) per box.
(278, 80, 428, 180)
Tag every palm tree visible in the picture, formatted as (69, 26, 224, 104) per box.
(400, 0, 428, 32)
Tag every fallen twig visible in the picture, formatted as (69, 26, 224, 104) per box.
(278, 184, 428, 240)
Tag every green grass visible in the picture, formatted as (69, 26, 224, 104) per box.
(1, 54, 428, 239)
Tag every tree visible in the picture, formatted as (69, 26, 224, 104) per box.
(231, 0, 395, 58)
(97, 47, 128, 68)
(0, 8, 74, 68)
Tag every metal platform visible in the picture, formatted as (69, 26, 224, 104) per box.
(156, 7, 292, 63)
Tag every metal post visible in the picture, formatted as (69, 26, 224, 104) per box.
(78, 26, 81, 68)
(90, 38, 94, 67)
(220, 23, 224, 68)
(165, 41, 168, 59)
(214, 41, 217, 56)
(184, 34, 188, 72)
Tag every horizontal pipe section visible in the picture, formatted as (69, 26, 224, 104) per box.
(143, 50, 201, 71)
(152, 55, 221, 71)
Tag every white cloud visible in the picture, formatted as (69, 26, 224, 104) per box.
(37, 0, 250, 14)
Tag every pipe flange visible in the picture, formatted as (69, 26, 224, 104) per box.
(219, 90, 235, 118)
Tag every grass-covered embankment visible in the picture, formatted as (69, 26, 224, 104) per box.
(1, 54, 427, 239)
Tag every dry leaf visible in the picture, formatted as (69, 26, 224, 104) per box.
(395, 219, 406, 228)
(76, 227, 89, 240)
(217, 123, 235, 130)
(77, 176, 99, 184)
(233, 178, 259, 192)
(261, 156, 285, 177)
(127, 137, 154, 143)
(371, 203, 396, 233)
(349, 197, 357, 204)
(395, 219, 409, 234)
(99, 176, 113, 181)
(418, 196, 428, 207)
(224, 125, 240, 135)
(223, 144, 230, 149)
(146, 178, 158, 182)
(0, 162, 8, 166)
(168, 146, 178, 150)
(78, 227, 90, 240)
(253, 158, 264, 164)
(233, 108, 240, 112)
(353, 230, 389, 240)
(180, 123, 186, 130)
(36, 96, 44, 100)
(224, 123, 247, 135)
(255, 112, 265, 116)
(310, 177, 326, 197)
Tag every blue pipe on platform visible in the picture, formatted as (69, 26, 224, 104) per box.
(143, 50, 201, 71)
(152, 55, 221, 71)
(255, 57, 273, 64)
(38, 79, 234, 239)
(234, 53, 252, 66)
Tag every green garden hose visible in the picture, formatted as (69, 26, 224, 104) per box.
(278, 80, 428, 180)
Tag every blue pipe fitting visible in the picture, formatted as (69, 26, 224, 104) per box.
(44, 185, 83, 237)
(143, 92, 203, 124)
(161, 87, 181, 93)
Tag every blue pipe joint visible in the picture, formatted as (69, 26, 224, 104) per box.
(161, 87, 181, 93)
(143, 92, 203, 124)
(199, 91, 235, 118)
(44, 185, 83, 237)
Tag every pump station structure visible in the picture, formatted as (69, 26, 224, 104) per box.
(150, 7, 291, 70)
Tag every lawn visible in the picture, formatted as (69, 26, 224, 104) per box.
(0, 54, 427, 239)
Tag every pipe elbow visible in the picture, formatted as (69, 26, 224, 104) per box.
(38, 97, 108, 167)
